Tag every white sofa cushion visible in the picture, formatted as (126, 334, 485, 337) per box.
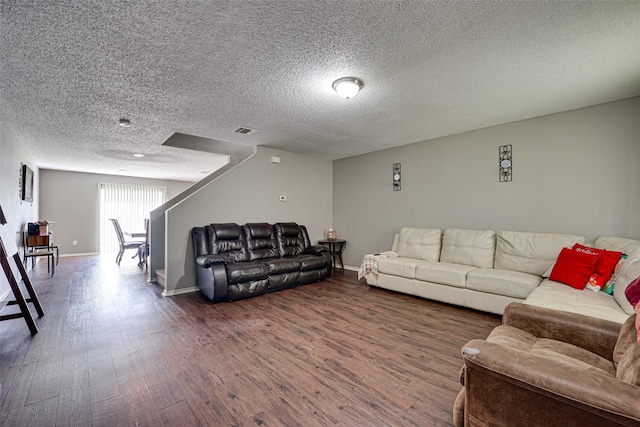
(494, 231, 585, 276)
(467, 268, 542, 299)
(378, 257, 429, 279)
(594, 236, 640, 254)
(396, 227, 442, 261)
(415, 262, 478, 288)
(613, 250, 640, 315)
(439, 228, 496, 268)
(524, 279, 629, 323)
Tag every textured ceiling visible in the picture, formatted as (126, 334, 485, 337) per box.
(1, 1, 639, 182)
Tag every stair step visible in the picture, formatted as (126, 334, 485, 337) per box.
(155, 269, 166, 288)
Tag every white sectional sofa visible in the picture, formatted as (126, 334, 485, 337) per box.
(362, 227, 640, 324)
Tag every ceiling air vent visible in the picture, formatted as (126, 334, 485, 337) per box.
(234, 126, 258, 135)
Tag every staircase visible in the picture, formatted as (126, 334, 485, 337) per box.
(155, 269, 166, 288)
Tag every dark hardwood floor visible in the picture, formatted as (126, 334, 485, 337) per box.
(0, 255, 501, 426)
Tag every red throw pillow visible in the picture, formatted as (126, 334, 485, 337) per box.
(572, 243, 623, 283)
(550, 247, 598, 289)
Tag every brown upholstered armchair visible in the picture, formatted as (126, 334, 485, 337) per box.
(454, 303, 640, 427)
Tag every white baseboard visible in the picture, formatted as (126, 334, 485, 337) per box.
(344, 265, 359, 272)
(162, 286, 199, 297)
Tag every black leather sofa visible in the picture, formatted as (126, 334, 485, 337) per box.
(192, 222, 332, 301)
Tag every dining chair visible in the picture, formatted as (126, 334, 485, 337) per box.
(137, 218, 150, 267)
(109, 218, 145, 265)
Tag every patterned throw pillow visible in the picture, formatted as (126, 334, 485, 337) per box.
(602, 254, 628, 295)
(585, 273, 606, 292)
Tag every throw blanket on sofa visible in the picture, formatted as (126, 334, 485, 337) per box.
(358, 251, 398, 280)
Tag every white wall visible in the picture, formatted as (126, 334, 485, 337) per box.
(164, 146, 333, 295)
(39, 170, 193, 255)
(0, 124, 39, 300)
(333, 97, 640, 268)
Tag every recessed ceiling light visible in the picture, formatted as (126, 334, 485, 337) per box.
(119, 118, 131, 127)
(133, 153, 144, 158)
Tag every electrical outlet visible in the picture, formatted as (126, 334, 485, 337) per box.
(72, 240, 77, 246)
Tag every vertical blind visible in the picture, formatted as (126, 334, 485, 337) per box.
(99, 183, 167, 254)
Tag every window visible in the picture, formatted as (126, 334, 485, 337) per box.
(99, 183, 167, 254)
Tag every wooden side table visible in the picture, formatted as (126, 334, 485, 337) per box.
(318, 239, 346, 272)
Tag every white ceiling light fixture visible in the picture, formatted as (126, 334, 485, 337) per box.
(133, 153, 144, 158)
(332, 77, 363, 100)
(119, 118, 131, 127)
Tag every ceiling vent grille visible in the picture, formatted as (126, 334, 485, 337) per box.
(234, 126, 258, 135)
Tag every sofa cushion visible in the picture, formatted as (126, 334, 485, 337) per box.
(226, 261, 269, 285)
(594, 236, 640, 255)
(296, 254, 327, 271)
(494, 231, 584, 276)
(524, 279, 629, 324)
(275, 222, 305, 257)
(243, 223, 279, 261)
(378, 257, 429, 279)
(440, 228, 496, 268)
(614, 252, 640, 315)
(467, 268, 542, 299)
(207, 223, 249, 262)
(487, 325, 616, 377)
(396, 227, 441, 261)
(416, 262, 477, 288)
(264, 258, 301, 274)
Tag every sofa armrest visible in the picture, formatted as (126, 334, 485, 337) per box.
(196, 254, 234, 268)
(194, 259, 229, 301)
(462, 339, 640, 425)
(503, 303, 622, 360)
(305, 245, 328, 255)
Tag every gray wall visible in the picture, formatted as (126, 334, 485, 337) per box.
(0, 124, 39, 300)
(333, 97, 640, 268)
(39, 170, 193, 255)
(164, 146, 333, 295)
